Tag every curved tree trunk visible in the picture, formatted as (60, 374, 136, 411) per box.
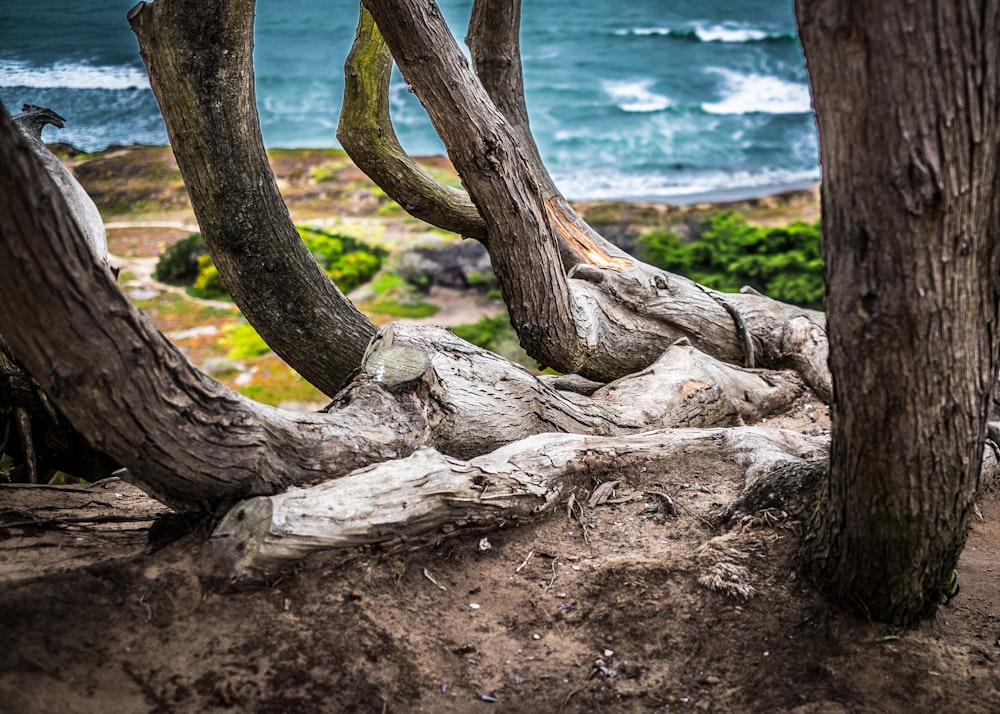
(357, 0, 832, 397)
(466, 0, 628, 269)
(0, 104, 436, 510)
(798, 0, 1000, 624)
(128, 0, 376, 397)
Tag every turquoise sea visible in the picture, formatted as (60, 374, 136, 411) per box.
(0, 0, 817, 201)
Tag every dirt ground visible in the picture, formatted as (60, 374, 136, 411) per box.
(1, 147, 997, 712)
(2, 415, 999, 713)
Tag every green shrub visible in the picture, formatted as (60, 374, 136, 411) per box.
(155, 228, 385, 297)
(154, 233, 207, 285)
(298, 226, 386, 292)
(220, 322, 271, 360)
(639, 212, 824, 309)
(328, 251, 382, 293)
(192, 255, 228, 299)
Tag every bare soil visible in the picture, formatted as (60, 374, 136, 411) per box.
(2, 431, 999, 713)
(1, 147, 997, 713)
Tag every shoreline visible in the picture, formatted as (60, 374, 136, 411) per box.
(63, 142, 819, 216)
(608, 179, 820, 206)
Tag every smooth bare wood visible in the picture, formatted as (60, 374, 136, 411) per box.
(212, 427, 829, 578)
(12, 104, 107, 261)
(798, 0, 1000, 624)
(128, 0, 375, 396)
(382, 323, 807, 458)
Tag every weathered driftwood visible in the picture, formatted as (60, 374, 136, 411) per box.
(212, 427, 829, 578)
(357, 322, 809, 459)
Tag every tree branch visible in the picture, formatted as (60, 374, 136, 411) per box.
(337, 7, 487, 240)
(0, 103, 435, 511)
(128, 0, 375, 397)
(362, 0, 831, 394)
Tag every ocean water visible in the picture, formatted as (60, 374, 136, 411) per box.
(0, 0, 818, 201)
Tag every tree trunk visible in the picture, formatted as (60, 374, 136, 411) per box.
(798, 0, 1000, 624)
(128, 0, 375, 397)
(0, 338, 119, 483)
(337, 7, 486, 240)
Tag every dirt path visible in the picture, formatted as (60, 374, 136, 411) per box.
(107, 221, 503, 327)
(111, 252, 237, 311)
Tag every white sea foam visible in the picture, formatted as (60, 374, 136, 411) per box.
(693, 24, 769, 43)
(613, 27, 673, 37)
(702, 68, 811, 115)
(613, 23, 784, 43)
(0, 59, 149, 90)
(602, 79, 670, 113)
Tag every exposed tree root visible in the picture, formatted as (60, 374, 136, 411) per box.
(212, 427, 828, 579)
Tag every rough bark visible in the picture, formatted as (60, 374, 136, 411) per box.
(128, 0, 376, 397)
(213, 427, 829, 579)
(0, 338, 119, 483)
(466, 0, 626, 269)
(798, 0, 1000, 624)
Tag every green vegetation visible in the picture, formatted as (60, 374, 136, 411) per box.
(130, 291, 239, 331)
(232, 356, 327, 406)
(309, 159, 350, 182)
(451, 312, 538, 371)
(220, 322, 271, 360)
(370, 271, 406, 295)
(639, 212, 824, 309)
(154, 227, 386, 298)
(192, 255, 227, 299)
(297, 226, 386, 292)
(357, 298, 440, 319)
(153, 233, 207, 285)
